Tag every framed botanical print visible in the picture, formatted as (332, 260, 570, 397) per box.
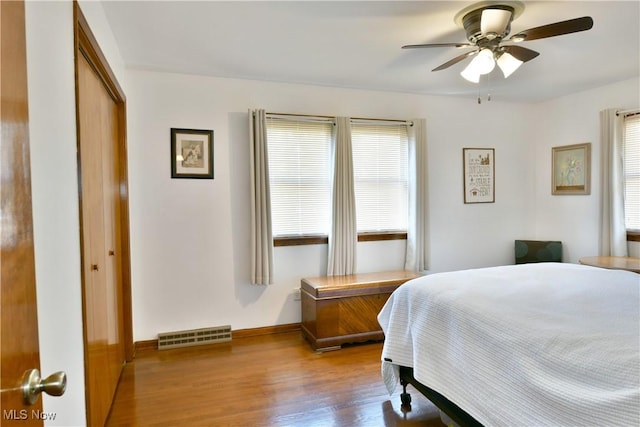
(170, 128, 214, 179)
(552, 143, 590, 195)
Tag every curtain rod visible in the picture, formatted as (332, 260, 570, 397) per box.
(266, 112, 334, 120)
(351, 118, 414, 127)
(266, 113, 334, 124)
(266, 111, 413, 126)
(616, 108, 640, 117)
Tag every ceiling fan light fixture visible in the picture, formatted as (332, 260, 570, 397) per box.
(472, 48, 496, 74)
(460, 66, 481, 83)
(461, 49, 495, 83)
(404, 2, 594, 94)
(480, 8, 513, 37)
(497, 52, 523, 78)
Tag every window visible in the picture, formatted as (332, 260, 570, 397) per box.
(266, 117, 332, 237)
(351, 123, 408, 233)
(265, 115, 410, 245)
(623, 113, 640, 233)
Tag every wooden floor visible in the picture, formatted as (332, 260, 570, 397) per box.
(107, 331, 444, 426)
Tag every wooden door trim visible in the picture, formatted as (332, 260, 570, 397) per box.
(73, 2, 134, 362)
(75, 4, 124, 101)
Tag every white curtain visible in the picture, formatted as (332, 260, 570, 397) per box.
(327, 117, 357, 275)
(405, 118, 429, 272)
(599, 108, 628, 256)
(249, 109, 274, 284)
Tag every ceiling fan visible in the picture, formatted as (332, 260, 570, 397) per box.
(403, 1, 594, 83)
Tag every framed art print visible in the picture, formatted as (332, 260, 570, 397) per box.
(552, 143, 590, 195)
(463, 148, 495, 204)
(171, 128, 214, 179)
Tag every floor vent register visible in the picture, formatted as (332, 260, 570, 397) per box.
(157, 325, 232, 350)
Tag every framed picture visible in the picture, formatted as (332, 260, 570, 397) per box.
(552, 143, 590, 195)
(463, 148, 495, 204)
(170, 128, 214, 179)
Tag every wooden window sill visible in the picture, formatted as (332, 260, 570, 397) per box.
(274, 232, 407, 247)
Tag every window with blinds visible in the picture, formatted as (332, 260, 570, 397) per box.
(351, 123, 408, 233)
(266, 117, 333, 237)
(624, 113, 640, 231)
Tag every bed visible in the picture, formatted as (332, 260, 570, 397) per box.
(377, 263, 640, 426)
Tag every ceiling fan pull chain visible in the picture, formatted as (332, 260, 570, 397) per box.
(475, 73, 492, 104)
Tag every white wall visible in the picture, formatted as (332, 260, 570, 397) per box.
(531, 77, 640, 262)
(25, 1, 126, 425)
(126, 69, 535, 341)
(127, 72, 639, 343)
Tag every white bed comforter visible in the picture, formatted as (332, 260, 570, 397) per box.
(378, 263, 640, 426)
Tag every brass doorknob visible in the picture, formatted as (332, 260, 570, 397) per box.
(21, 369, 67, 405)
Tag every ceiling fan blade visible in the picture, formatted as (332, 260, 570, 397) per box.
(481, 9, 512, 36)
(509, 16, 593, 42)
(432, 50, 477, 72)
(402, 42, 472, 49)
(502, 45, 539, 62)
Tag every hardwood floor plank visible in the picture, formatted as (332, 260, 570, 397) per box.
(107, 332, 443, 426)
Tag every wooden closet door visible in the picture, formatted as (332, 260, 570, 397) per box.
(77, 52, 124, 427)
(99, 80, 125, 395)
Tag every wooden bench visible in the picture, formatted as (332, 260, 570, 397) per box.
(300, 270, 421, 351)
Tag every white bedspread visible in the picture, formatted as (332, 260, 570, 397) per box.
(378, 263, 640, 426)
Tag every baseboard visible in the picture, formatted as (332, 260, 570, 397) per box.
(135, 339, 159, 352)
(233, 322, 301, 339)
(134, 323, 301, 354)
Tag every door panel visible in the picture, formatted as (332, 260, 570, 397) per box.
(77, 53, 125, 427)
(98, 59, 125, 405)
(0, 0, 43, 425)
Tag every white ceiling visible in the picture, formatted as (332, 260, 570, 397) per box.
(101, 0, 640, 103)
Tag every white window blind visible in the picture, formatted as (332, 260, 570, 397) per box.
(266, 117, 333, 237)
(351, 123, 408, 232)
(624, 113, 640, 231)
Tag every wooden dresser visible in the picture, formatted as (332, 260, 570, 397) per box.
(578, 256, 640, 273)
(301, 270, 421, 351)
